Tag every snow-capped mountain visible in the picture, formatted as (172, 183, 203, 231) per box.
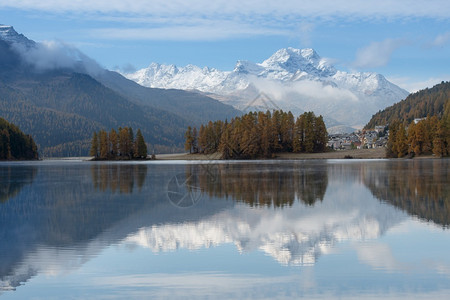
(125, 47, 409, 131)
(0, 25, 35, 48)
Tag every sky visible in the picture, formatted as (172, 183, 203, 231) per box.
(0, 0, 449, 92)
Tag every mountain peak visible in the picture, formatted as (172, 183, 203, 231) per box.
(0, 24, 35, 48)
(260, 47, 336, 77)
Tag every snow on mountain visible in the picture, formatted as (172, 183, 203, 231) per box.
(125, 47, 409, 130)
(123, 180, 406, 266)
(0, 25, 35, 48)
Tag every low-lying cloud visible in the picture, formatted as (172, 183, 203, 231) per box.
(11, 40, 103, 75)
(249, 75, 359, 103)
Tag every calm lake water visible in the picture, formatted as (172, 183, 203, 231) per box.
(1, 159, 450, 299)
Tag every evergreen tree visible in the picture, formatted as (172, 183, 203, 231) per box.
(198, 124, 207, 154)
(185, 126, 194, 154)
(128, 127, 135, 158)
(192, 127, 198, 153)
(395, 125, 408, 158)
(313, 115, 328, 153)
(109, 129, 118, 158)
(433, 120, 447, 157)
(89, 132, 99, 158)
(0, 117, 38, 160)
(0, 128, 11, 160)
(119, 127, 131, 158)
(219, 120, 233, 159)
(135, 129, 148, 159)
(99, 130, 109, 159)
(386, 121, 400, 158)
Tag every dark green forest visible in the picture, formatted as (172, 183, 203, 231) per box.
(185, 110, 328, 159)
(0, 37, 240, 157)
(365, 81, 449, 129)
(0, 117, 38, 160)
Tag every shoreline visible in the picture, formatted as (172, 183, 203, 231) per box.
(155, 148, 388, 160)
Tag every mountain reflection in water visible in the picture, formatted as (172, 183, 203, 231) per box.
(0, 159, 449, 297)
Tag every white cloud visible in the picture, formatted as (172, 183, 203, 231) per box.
(11, 40, 104, 75)
(353, 39, 407, 69)
(432, 32, 450, 47)
(1, 1, 449, 19)
(91, 22, 288, 41)
(2, 1, 450, 43)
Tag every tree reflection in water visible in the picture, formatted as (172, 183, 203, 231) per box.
(362, 159, 450, 227)
(0, 166, 36, 203)
(184, 162, 328, 208)
(91, 164, 147, 194)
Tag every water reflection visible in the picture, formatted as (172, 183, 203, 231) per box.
(0, 160, 449, 298)
(0, 166, 36, 203)
(362, 159, 450, 227)
(128, 162, 404, 266)
(185, 162, 328, 207)
(91, 164, 147, 193)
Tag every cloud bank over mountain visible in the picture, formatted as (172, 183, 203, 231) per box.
(125, 47, 409, 131)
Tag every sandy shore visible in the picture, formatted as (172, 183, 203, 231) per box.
(156, 148, 387, 160)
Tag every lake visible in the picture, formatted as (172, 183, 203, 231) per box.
(1, 159, 449, 299)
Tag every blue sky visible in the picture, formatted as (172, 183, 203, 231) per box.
(1, 0, 449, 92)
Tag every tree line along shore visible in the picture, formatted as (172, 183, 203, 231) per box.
(184, 110, 328, 159)
(89, 127, 150, 160)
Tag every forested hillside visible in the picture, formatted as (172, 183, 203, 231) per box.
(0, 32, 241, 157)
(0, 117, 38, 160)
(376, 82, 450, 158)
(0, 73, 187, 156)
(365, 81, 449, 129)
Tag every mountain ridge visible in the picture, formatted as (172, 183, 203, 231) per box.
(125, 47, 409, 132)
(0, 25, 241, 156)
(364, 81, 450, 129)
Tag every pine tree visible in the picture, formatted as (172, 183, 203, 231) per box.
(119, 127, 131, 158)
(386, 120, 400, 158)
(314, 115, 328, 153)
(303, 112, 315, 153)
(192, 127, 198, 153)
(109, 129, 118, 158)
(198, 124, 207, 154)
(219, 121, 233, 159)
(0, 129, 11, 160)
(433, 121, 447, 157)
(293, 115, 304, 153)
(128, 127, 135, 158)
(185, 126, 194, 154)
(280, 111, 294, 152)
(395, 125, 408, 158)
(135, 129, 148, 159)
(89, 132, 99, 158)
(99, 129, 109, 159)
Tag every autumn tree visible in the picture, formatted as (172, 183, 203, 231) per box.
(109, 129, 118, 157)
(89, 132, 99, 158)
(185, 126, 194, 154)
(90, 127, 147, 160)
(99, 129, 109, 159)
(187, 110, 329, 159)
